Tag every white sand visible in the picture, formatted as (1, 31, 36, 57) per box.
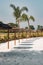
(0, 37, 43, 52)
(0, 40, 19, 52)
(0, 37, 43, 65)
(31, 37, 43, 51)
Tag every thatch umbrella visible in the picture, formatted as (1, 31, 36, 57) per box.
(0, 22, 12, 49)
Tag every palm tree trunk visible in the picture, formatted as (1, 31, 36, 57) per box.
(18, 20, 20, 43)
(28, 20, 31, 37)
(28, 20, 30, 29)
(18, 20, 20, 28)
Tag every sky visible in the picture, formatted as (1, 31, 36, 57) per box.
(0, 0, 43, 29)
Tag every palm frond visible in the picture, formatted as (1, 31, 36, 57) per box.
(10, 4, 16, 10)
(29, 16, 35, 21)
(20, 7, 28, 12)
(21, 13, 28, 21)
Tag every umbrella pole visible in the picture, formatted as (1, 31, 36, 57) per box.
(8, 29, 9, 49)
(18, 32, 20, 43)
(14, 33, 16, 45)
(14, 40, 16, 45)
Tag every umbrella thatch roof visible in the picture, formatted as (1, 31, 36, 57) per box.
(0, 22, 30, 33)
(0, 22, 12, 29)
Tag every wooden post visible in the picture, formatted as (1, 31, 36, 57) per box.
(8, 29, 9, 49)
(26, 31, 27, 40)
(14, 40, 16, 45)
(18, 32, 20, 43)
(14, 33, 16, 45)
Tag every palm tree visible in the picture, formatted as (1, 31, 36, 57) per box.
(21, 14, 35, 37)
(10, 4, 28, 44)
(27, 16, 35, 37)
(28, 16, 35, 30)
(21, 14, 35, 30)
(10, 4, 28, 28)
